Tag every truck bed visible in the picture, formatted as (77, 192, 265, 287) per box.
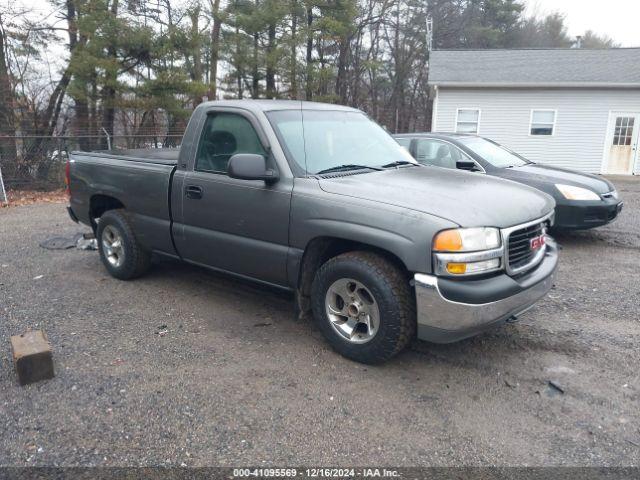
(72, 148, 180, 166)
(68, 148, 179, 256)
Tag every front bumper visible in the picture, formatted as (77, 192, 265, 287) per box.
(414, 240, 558, 343)
(554, 199, 623, 229)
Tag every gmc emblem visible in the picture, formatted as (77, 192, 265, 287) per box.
(530, 235, 546, 250)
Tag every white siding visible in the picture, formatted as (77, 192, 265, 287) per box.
(433, 88, 640, 173)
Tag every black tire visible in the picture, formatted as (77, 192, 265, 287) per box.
(311, 251, 416, 364)
(97, 209, 151, 280)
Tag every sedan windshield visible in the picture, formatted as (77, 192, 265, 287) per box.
(458, 137, 529, 168)
(267, 110, 416, 175)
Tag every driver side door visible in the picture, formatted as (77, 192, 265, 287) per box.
(173, 110, 293, 287)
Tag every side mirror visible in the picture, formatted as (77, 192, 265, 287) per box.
(228, 153, 279, 183)
(456, 160, 479, 171)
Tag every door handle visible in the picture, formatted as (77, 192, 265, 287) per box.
(185, 185, 203, 199)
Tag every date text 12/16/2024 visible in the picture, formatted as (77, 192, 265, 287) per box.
(232, 468, 401, 478)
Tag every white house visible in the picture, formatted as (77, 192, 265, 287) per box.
(428, 48, 640, 175)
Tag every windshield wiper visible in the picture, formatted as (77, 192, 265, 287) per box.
(316, 164, 382, 175)
(380, 160, 417, 168)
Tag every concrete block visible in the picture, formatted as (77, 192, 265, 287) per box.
(11, 330, 54, 385)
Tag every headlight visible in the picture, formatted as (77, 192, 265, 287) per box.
(433, 227, 501, 252)
(432, 228, 503, 277)
(555, 184, 600, 201)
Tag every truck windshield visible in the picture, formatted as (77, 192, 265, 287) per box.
(267, 110, 416, 175)
(458, 137, 529, 168)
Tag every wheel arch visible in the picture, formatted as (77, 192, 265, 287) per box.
(89, 194, 125, 230)
(296, 236, 412, 315)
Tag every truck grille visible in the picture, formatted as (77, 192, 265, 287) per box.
(507, 221, 546, 272)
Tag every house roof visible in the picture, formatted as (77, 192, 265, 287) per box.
(428, 48, 640, 88)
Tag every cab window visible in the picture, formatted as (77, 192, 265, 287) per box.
(195, 113, 266, 173)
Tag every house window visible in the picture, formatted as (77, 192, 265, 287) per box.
(455, 109, 480, 134)
(613, 117, 634, 146)
(530, 110, 556, 136)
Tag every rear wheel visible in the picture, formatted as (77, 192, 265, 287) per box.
(97, 209, 151, 280)
(311, 251, 416, 364)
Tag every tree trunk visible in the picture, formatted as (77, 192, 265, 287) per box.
(252, 31, 259, 98)
(100, 0, 119, 150)
(190, 5, 203, 107)
(305, 5, 313, 100)
(234, 24, 243, 99)
(335, 38, 349, 104)
(290, 0, 298, 99)
(89, 72, 98, 149)
(392, 0, 401, 133)
(265, 22, 276, 98)
(72, 93, 90, 147)
(209, 0, 221, 100)
(0, 17, 17, 172)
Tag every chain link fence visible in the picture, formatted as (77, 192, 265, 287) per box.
(0, 133, 183, 192)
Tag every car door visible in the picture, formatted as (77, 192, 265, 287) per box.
(172, 110, 293, 287)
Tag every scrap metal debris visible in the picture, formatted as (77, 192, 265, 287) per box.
(547, 380, 565, 396)
(76, 233, 98, 251)
(156, 325, 169, 337)
(504, 379, 518, 389)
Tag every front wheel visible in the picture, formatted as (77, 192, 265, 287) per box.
(311, 251, 416, 364)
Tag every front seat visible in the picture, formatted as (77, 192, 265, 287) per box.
(433, 144, 452, 168)
(204, 130, 237, 172)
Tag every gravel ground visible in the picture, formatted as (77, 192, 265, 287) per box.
(0, 176, 639, 467)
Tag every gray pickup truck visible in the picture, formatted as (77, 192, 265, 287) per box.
(67, 100, 558, 363)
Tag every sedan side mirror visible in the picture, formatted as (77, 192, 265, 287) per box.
(456, 160, 479, 172)
(228, 153, 279, 183)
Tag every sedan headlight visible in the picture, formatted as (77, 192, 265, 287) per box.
(432, 228, 503, 276)
(555, 184, 600, 201)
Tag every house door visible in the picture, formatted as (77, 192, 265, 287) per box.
(604, 113, 639, 174)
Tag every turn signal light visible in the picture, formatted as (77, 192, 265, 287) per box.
(433, 230, 463, 252)
(446, 263, 467, 274)
(444, 258, 501, 276)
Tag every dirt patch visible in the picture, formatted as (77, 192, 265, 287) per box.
(1, 189, 67, 208)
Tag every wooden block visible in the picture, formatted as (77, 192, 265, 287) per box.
(10, 330, 54, 386)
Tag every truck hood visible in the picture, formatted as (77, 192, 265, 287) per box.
(318, 166, 555, 228)
(493, 164, 615, 195)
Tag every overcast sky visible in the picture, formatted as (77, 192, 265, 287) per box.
(18, 0, 640, 48)
(525, 0, 639, 47)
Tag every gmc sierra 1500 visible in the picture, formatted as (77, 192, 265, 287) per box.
(67, 100, 558, 363)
